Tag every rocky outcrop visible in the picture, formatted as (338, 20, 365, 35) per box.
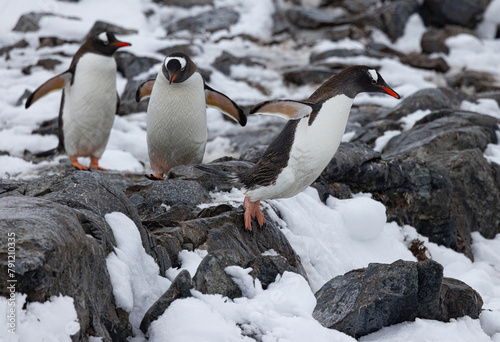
(313, 259, 483, 338)
(0, 196, 132, 341)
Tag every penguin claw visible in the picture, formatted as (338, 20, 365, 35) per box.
(70, 156, 89, 171)
(145, 174, 165, 180)
(244, 197, 266, 232)
(89, 157, 107, 171)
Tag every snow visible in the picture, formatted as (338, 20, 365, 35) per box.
(373, 130, 401, 152)
(2, 0, 500, 341)
(0, 294, 79, 342)
(105, 212, 171, 338)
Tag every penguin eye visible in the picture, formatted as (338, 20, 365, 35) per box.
(371, 79, 377, 84)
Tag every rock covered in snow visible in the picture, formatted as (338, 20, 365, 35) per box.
(0, 196, 132, 341)
(313, 259, 483, 338)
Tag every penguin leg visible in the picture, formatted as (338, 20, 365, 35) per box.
(244, 197, 266, 231)
(90, 156, 107, 171)
(70, 156, 89, 170)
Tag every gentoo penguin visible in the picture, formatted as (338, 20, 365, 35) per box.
(136, 52, 246, 180)
(240, 65, 400, 231)
(25, 32, 131, 170)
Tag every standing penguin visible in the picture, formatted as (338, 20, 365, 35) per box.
(136, 52, 246, 180)
(25, 32, 131, 170)
(240, 65, 400, 231)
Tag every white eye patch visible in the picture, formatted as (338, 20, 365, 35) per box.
(368, 69, 378, 82)
(164, 57, 186, 70)
(98, 32, 108, 44)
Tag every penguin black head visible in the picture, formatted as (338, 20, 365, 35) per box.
(90, 32, 131, 56)
(161, 52, 197, 85)
(341, 65, 400, 99)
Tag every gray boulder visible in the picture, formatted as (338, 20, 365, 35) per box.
(140, 270, 194, 334)
(0, 196, 131, 341)
(166, 7, 239, 35)
(313, 259, 482, 338)
(419, 0, 491, 29)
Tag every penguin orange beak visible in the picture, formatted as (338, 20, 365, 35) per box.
(380, 85, 400, 99)
(169, 73, 177, 84)
(112, 41, 132, 48)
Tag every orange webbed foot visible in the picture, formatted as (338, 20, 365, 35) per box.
(145, 173, 165, 180)
(70, 156, 89, 170)
(90, 156, 107, 171)
(244, 197, 266, 231)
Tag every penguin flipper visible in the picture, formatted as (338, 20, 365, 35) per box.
(205, 84, 247, 126)
(249, 100, 317, 120)
(136, 79, 155, 102)
(25, 71, 72, 109)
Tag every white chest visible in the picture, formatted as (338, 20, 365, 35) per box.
(62, 53, 118, 157)
(146, 72, 208, 172)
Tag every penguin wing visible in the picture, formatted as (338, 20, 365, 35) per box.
(136, 79, 155, 102)
(25, 71, 73, 108)
(249, 100, 317, 120)
(204, 84, 247, 126)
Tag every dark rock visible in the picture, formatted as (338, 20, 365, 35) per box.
(212, 51, 264, 76)
(371, 110, 500, 258)
(0, 39, 29, 57)
(426, 149, 500, 242)
(283, 66, 333, 86)
(38, 36, 79, 49)
(381, 87, 467, 121)
(16, 89, 32, 107)
(313, 260, 419, 338)
(310, 48, 394, 64)
(30, 117, 58, 135)
(419, 0, 491, 29)
(118, 78, 153, 115)
(248, 254, 301, 289)
(157, 44, 202, 58)
(152, 0, 214, 7)
(144, 189, 307, 296)
(22, 58, 62, 75)
(23, 171, 153, 255)
(360, 0, 420, 41)
(193, 249, 244, 298)
(320, 142, 381, 184)
(382, 110, 499, 159)
(440, 277, 483, 320)
(447, 70, 500, 94)
(85, 20, 138, 41)
(140, 270, 194, 334)
(147, 179, 210, 206)
(421, 26, 478, 54)
(13, 12, 54, 32)
(115, 51, 160, 80)
(321, 150, 459, 254)
(285, 6, 347, 29)
(416, 259, 443, 319)
(313, 259, 482, 338)
(400, 53, 449, 73)
(166, 7, 239, 35)
(350, 120, 402, 147)
(0, 196, 131, 341)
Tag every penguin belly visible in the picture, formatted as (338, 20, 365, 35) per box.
(62, 53, 117, 158)
(146, 72, 207, 174)
(247, 94, 353, 201)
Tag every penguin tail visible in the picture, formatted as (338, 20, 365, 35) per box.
(194, 165, 240, 184)
(33, 146, 64, 158)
